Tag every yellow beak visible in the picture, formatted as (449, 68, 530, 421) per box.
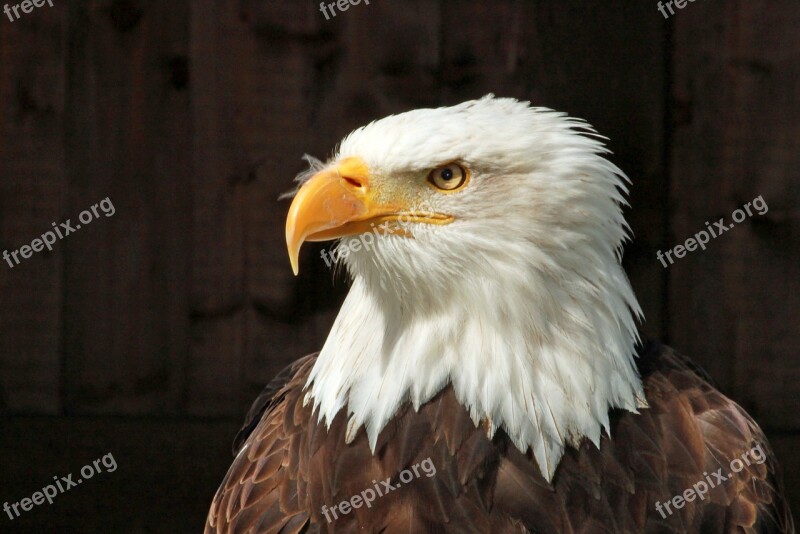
(285, 157, 451, 275)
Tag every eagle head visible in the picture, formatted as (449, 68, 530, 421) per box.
(285, 95, 645, 481)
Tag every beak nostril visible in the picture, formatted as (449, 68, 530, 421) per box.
(342, 176, 364, 189)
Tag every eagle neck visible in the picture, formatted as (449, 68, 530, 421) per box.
(304, 256, 646, 481)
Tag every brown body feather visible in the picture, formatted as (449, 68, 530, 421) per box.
(206, 342, 794, 533)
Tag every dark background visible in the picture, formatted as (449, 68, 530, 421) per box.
(0, 1, 798, 531)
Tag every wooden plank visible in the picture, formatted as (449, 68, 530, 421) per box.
(439, 1, 668, 340)
(0, 415, 240, 531)
(186, 0, 248, 415)
(225, 1, 340, 409)
(670, 1, 800, 427)
(769, 433, 800, 522)
(0, 2, 67, 413)
(187, 310, 246, 415)
(318, 0, 442, 123)
(213, 1, 448, 410)
(62, 0, 191, 414)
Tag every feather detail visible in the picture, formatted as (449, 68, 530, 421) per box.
(206, 343, 794, 533)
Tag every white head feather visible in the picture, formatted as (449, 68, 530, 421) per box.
(301, 95, 646, 481)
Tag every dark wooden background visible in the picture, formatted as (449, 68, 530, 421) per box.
(0, 1, 797, 531)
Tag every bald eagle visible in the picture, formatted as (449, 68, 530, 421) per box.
(205, 96, 794, 533)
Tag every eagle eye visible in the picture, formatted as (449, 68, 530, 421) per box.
(427, 163, 468, 192)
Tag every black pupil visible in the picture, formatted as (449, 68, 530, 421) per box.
(441, 168, 454, 181)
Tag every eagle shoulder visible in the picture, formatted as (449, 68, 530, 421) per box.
(231, 353, 318, 455)
(206, 344, 795, 533)
(206, 354, 317, 534)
